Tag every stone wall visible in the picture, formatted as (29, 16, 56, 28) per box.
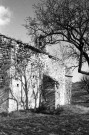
(55, 67, 66, 107)
(65, 75, 72, 105)
(55, 67, 72, 108)
(0, 87, 9, 113)
(0, 38, 11, 112)
(0, 40, 72, 112)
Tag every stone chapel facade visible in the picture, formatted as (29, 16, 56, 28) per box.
(0, 35, 72, 112)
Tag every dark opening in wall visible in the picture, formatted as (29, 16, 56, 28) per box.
(17, 84, 19, 87)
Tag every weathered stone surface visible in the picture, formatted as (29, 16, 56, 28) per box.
(0, 37, 72, 112)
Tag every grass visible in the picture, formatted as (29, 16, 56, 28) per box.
(0, 111, 89, 135)
(0, 82, 89, 135)
(71, 82, 89, 107)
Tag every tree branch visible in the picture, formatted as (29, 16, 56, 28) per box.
(78, 45, 89, 75)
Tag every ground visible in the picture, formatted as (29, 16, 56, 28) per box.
(0, 82, 89, 135)
(0, 110, 89, 135)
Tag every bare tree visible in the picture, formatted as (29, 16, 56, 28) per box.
(0, 35, 39, 110)
(24, 0, 89, 75)
(12, 45, 33, 110)
(12, 44, 45, 110)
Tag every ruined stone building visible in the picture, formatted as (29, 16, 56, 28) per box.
(0, 34, 72, 112)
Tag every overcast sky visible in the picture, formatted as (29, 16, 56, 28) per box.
(0, 0, 87, 82)
(0, 0, 38, 42)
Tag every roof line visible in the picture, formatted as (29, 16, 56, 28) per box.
(0, 33, 59, 61)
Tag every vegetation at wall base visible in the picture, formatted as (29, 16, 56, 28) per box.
(31, 104, 64, 115)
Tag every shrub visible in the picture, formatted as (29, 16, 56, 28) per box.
(54, 106, 64, 115)
(81, 76, 89, 94)
(0, 112, 9, 117)
(35, 103, 47, 113)
(29, 108, 36, 113)
(35, 105, 64, 115)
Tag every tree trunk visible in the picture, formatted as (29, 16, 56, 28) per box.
(24, 76, 29, 110)
(34, 97, 36, 110)
(16, 100, 19, 111)
(25, 90, 28, 110)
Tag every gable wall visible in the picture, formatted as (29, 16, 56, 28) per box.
(0, 43, 72, 112)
